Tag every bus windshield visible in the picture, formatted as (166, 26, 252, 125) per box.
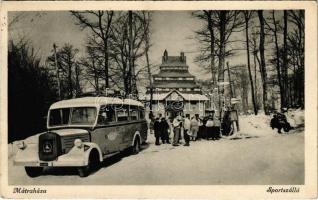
(49, 107, 97, 127)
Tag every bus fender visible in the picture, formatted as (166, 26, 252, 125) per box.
(82, 142, 103, 163)
(131, 131, 141, 146)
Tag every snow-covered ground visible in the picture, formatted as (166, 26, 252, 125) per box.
(8, 110, 304, 185)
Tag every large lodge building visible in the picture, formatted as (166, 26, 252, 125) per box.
(145, 50, 209, 119)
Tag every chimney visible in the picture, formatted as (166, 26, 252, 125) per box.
(162, 49, 168, 62)
(180, 52, 185, 62)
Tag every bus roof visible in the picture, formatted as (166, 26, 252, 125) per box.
(50, 96, 144, 109)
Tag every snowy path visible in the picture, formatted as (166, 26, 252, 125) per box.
(8, 128, 304, 185)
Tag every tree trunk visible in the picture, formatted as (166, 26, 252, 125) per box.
(253, 52, 258, 110)
(75, 63, 80, 95)
(206, 11, 216, 85)
(218, 11, 227, 115)
(91, 57, 99, 92)
(272, 11, 284, 109)
(226, 62, 233, 98)
(144, 12, 153, 110)
(258, 10, 269, 115)
(244, 12, 257, 115)
(104, 40, 109, 89)
(128, 11, 134, 96)
(282, 10, 288, 109)
(67, 57, 73, 98)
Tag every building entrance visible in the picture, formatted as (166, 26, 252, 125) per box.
(165, 101, 184, 119)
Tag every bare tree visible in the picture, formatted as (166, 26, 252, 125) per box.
(192, 11, 217, 85)
(243, 11, 258, 115)
(265, 10, 284, 109)
(141, 12, 154, 109)
(288, 10, 304, 107)
(257, 10, 269, 115)
(193, 10, 244, 114)
(282, 10, 288, 108)
(47, 43, 79, 98)
(110, 11, 151, 97)
(71, 11, 114, 89)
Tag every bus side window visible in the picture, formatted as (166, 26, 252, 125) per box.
(105, 106, 115, 122)
(139, 109, 145, 119)
(98, 105, 115, 125)
(129, 106, 138, 121)
(97, 106, 107, 125)
(116, 105, 128, 121)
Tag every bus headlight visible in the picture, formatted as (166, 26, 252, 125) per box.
(16, 141, 27, 150)
(74, 139, 83, 148)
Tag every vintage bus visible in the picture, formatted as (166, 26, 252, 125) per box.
(14, 96, 148, 177)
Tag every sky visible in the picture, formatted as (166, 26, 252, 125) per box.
(9, 11, 249, 81)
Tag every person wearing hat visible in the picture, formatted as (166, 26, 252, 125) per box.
(172, 115, 182, 146)
(205, 116, 214, 140)
(183, 114, 191, 146)
(153, 117, 161, 145)
(160, 117, 170, 144)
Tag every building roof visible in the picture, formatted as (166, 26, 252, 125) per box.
(50, 97, 144, 109)
(153, 71, 195, 78)
(153, 81, 199, 88)
(144, 90, 209, 101)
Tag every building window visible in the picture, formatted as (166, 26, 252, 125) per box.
(155, 77, 163, 81)
(166, 77, 171, 80)
(186, 88, 191, 91)
(186, 77, 193, 81)
(178, 77, 183, 80)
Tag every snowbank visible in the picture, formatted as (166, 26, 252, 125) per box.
(236, 113, 275, 138)
(230, 109, 304, 139)
(286, 108, 304, 128)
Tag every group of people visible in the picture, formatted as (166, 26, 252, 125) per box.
(149, 111, 227, 147)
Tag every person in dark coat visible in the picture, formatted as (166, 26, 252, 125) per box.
(160, 117, 170, 144)
(197, 116, 203, 140)
(153, 117, 161, 145)
(205, 116, 214, 140)
(270, 110, 293, 133)
(221, 111, 233, 136)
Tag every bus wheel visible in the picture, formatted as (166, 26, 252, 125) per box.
(78, 150, 100, 177)
(132, 138, 140, 155)
(25, 167, 43, 177)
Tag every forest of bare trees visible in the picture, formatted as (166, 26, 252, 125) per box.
(193, 10, 304, 115)
(8, 10, 304, 142)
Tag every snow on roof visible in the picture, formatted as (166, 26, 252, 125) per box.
(50, 96, 144, 109)
(144, 90, 209, 101)
(181, 93, 209, 101)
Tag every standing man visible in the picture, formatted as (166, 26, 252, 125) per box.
(160, 117, 170, 144)
(183, 114, 191, 146)
(154, 117, 161, 145)
(172, 115, 182, 146)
